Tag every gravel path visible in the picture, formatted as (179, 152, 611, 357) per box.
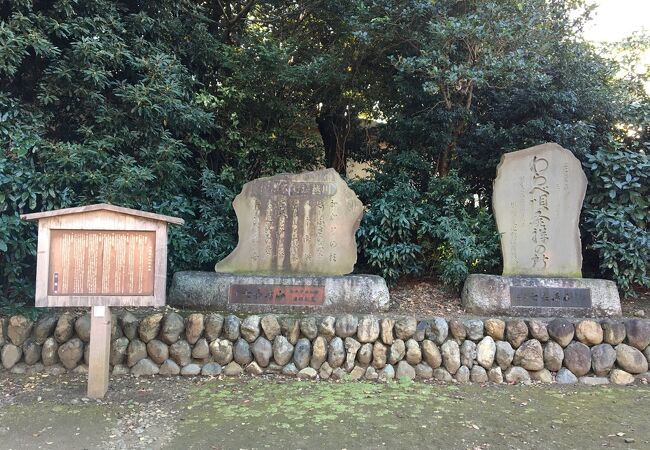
(2, 372, 650, 449)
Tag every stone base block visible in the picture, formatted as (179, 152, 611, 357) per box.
(168, 271, 390, 313)
(461, 274, 621, 317)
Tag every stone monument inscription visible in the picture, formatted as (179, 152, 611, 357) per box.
(228, 284, 325, 306)
(493, 143, 587, 278)
(49, 230, 155, 296)
(216, 168, 364, 276)
(510, 286, 592, 308)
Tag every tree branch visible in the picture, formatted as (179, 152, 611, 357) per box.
(228, 0, 257, 25)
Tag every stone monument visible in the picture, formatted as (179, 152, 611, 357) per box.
(462, 143, 621, 317)
(170, 168, 389, 312)
(494, 143, 585, 277)
(215, 168, 363, 275)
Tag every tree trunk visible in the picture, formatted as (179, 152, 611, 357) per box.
(317, 112, 348, 176)
(437, 142, 452, 177)
(437, 119, 466, 177)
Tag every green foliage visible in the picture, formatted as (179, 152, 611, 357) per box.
(0, 1, 232, 304)
(1, 0, 648, 304)
(354, 178, 424, 282)
(354, 169, 500, 285)
(419, 175, 501, 286)
(0, 94, 66, 304)
(377, 0, 624, 184)
(0, 297, 41, 321)
(583, 144, 650, 295)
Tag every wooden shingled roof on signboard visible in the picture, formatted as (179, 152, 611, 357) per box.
(21, 203, 185, 225)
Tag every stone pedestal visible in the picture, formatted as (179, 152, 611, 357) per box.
(461, 274, 621, 317)
(168, 271, 390, 313)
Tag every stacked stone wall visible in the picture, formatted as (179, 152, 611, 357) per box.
(1, 313, 649, 385)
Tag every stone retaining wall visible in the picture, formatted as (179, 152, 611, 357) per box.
(1, 313, 650, 385)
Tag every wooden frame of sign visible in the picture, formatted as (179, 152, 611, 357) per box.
(22, 204, 184, 399)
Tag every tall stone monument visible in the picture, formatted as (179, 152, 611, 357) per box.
(494, 142, 585, 277)
(170, 169, 389, 312)
(462, 143, 621, 317)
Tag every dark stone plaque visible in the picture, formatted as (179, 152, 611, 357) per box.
(228, 284, 325, 306)
(510, 286, 591, 308)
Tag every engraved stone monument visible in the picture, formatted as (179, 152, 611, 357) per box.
(215, 168, 363, 275)
(462, 143, 621, 317)
(170, 169, 389, 312)
(494, 143, 585, 277)
(22, 204, 183, 398)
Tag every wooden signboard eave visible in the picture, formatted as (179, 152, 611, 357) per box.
(21, 203, 184, 225)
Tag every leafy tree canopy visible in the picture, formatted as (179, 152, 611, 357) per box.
(1, 0, 648, 307)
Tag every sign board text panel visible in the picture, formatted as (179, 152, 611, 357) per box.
(49, 230, 155, 296)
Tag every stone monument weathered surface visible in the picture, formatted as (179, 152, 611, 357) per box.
(216, 168, 363, 275)
(462, 143, 621, 317)
(493, 143, 586, 278)
(170, 169, 389, 313)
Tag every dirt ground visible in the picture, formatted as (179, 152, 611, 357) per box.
(1, 372, 650, 450)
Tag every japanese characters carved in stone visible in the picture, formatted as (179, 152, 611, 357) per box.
(493, 143, 587, 277)
(215, 168, 364, 275)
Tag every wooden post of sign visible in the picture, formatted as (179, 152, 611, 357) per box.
(88, 306, 112, 399)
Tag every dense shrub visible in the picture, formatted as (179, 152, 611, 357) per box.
(0, 95, 65, 306)
(419, 175, 501, 286)
(354, 171, 500, 285)
(354, 178, 425, 282)
(583, 145, 650, 295)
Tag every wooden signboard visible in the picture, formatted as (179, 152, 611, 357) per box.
(22, 204, 183, 307)
(22, 204, 183, 399)
(48, 230, 156, 297)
